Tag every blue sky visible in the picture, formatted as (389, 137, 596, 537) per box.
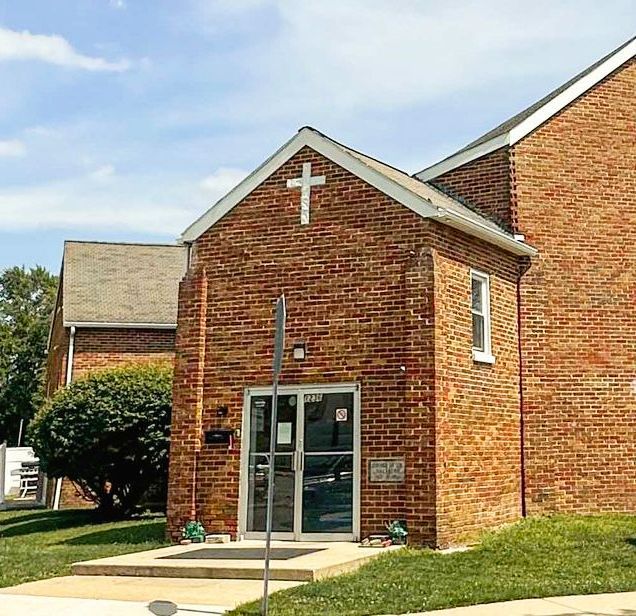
(0, 1, 634, 272)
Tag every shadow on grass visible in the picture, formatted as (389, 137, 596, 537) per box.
(626, 538, 636, 548)
(61, 519, 166, 545)
(0, 508, 57, 526)
(0, 510, 96, 538)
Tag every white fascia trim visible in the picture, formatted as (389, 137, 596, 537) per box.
(418, 39, 636, 181)
(64, 321, 177, 329)
(416, 133, 509, 181)
(181, 127, 536, 256)
(508, 39, 636, 144)
(180, 128, 438, 243)
(435, 209, 538, 257)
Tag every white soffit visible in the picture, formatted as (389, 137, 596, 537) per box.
(417, 38, 636, 181)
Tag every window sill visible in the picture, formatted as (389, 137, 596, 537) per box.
(472, 350, 496, 365)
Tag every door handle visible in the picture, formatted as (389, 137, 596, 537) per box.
(291, 450, 304, 472)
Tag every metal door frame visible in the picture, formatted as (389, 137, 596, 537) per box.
(238, 383, 360, 542)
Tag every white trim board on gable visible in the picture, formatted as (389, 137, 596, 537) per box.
(180, 127, 536, 257)
(417, 37, 636, 181)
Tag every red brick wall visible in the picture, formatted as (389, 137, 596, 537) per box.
(427, 60, 636, 519)
(72, 328, 176, 378)
(430, 224, 522, 546)
(512, 59, 636, 515)
(167, 270, 207, 534)
(168, 146, 523, 546)
(433, 147, 513, 231)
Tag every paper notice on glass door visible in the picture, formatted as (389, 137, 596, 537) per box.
(277, 422, 292, 445)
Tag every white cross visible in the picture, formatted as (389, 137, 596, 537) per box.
(286, 162, 326, 225)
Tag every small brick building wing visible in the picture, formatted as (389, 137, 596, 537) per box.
(167, 37, 635, 547)
(167, 128, 536, 547)
(45, 240, 187, 509)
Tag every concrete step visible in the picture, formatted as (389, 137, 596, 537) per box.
(72, 540, 402, 582)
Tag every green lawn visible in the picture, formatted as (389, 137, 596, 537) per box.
(0, 508, 168, 588)
(232, 514, 636, 615)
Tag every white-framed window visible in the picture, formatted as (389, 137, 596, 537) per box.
(470, 270, 495, 364)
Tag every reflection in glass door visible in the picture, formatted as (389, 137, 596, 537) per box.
(242, 385, 359, 541)
(302, 392, 354, 535)
(246, 394, 297, 536)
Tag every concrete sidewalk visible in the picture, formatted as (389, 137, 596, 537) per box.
(0, 594, 225, 615)
(0, 575, 301, 612)
(405, 591, 636, 615)
(3, 579, 635, 615)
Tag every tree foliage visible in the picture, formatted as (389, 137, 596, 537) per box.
(29, 363, 172, 517)
(0, 265, 58, 444)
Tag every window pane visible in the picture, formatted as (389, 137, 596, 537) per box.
(471, 277, 483, 312)
(249, 394, 297, 453)
(304, 392, 354, 453)
(472, 313, 485, 350)
(247, 453, 294, 532)
(302, 454, 353, 533)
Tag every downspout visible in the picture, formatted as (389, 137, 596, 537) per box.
(53, 325, 76, 511)
(65, 326, 76, 386)
(516, 273, 527, 518)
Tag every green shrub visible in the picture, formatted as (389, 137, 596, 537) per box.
(29, 363, 172, 518)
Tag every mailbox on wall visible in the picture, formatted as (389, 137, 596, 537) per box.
(204, 429, 233, 445)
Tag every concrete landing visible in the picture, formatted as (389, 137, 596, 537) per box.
(72, 540, 402, 582)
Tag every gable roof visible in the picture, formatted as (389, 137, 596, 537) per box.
(181, 127, 536, 257)
(61, 241, 187, 327)
(417, 36, 636, 181)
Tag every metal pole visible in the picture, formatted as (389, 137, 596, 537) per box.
(262, 294, 285, 616)
(261, 376, 279, 616)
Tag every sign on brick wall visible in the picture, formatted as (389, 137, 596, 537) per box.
(368, 458, 406, 483)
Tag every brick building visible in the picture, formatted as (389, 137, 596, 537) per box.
(166, 37, 635, 547)
(45, 240, 186, 509)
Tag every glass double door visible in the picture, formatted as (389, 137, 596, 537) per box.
(243, 386, 358, 541)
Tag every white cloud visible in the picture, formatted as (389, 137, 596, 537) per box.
(0, 139, 26, 157)
(0, 161, 248, 236)
(0, 173, 203, 235)
(109, 0, 127, 8)
(0, 27, 130, 72)
(0, 165, 249, 236)
(190, 0, 635, 120)
(200, 167, 247, 196)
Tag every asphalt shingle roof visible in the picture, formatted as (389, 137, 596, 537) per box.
(62, 241, 187, 325)
(321, 129, 514, 237)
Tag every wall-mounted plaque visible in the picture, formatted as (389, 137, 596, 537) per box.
(368, 458, 406, 483)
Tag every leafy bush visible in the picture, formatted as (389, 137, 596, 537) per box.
(29, 363, 172, 518)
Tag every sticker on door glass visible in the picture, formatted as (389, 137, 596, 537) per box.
(305, 393, 323, 403)
(277, 422, 292, 445)
(335, 408, 348, 422)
